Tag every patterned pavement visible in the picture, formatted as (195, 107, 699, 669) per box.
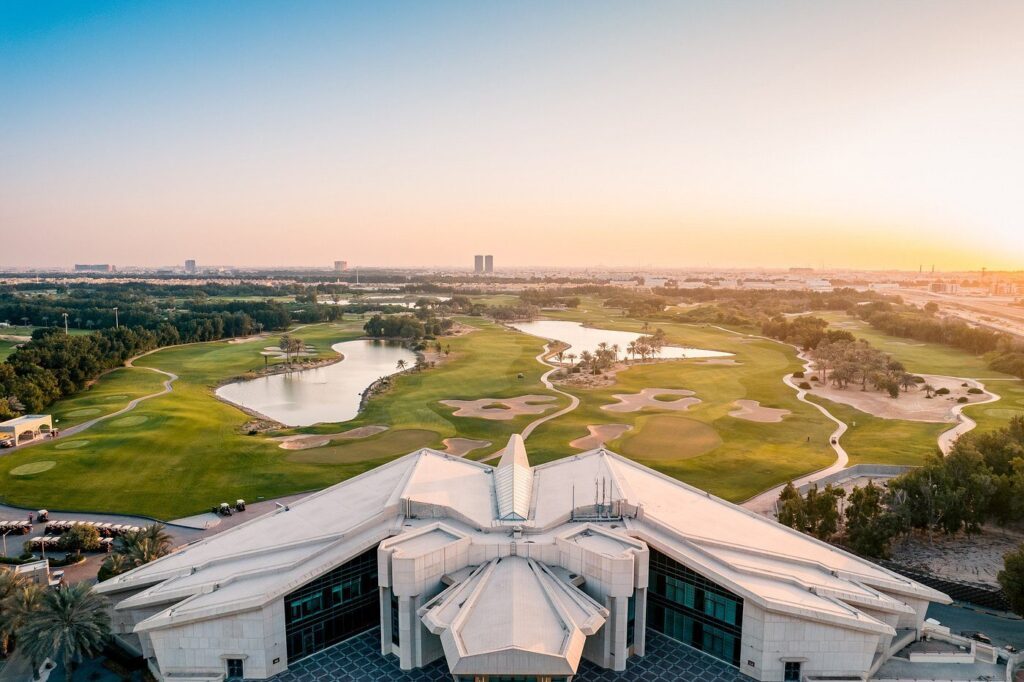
(264, 628, 754, 681)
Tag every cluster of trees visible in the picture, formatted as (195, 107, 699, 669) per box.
(518, 291, 581, 309)
(809, 338, 919, 398)
(98, 524, 174, 581)
(0, 327, 159, 416)
(0, 578, 110, 680)
(362, 313, 453, 340)
(857, 303, 1024, 380)
(777, 417, 1024, 613)
(762, 315, 855, 350)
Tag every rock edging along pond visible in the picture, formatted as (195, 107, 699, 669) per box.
(215, 339, 417, 427)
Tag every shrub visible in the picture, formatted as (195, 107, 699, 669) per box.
(936, 387, 951, 395)
(58, 524, 101, 553)
(967, 387, 983, 395)
(957, 397, 969, 404)
(913, 376, 926, 383)
(798, 381, 812, 389)
(793, 371, 805, 378)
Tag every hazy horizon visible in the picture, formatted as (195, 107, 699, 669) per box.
(3, 1, 1023, 270)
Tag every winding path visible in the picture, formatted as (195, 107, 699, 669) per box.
(4, 355, 178, 453)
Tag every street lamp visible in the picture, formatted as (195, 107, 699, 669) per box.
(62, 312, 69, 335)
(113, 307, 119, 329)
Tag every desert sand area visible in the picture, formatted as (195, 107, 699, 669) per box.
(601, 388, 701, 413)
(569, 424, 632, 449)
(805, 374, 990, 422)
(729, 400, 791, 423)
(890, 526, 1024, 587)
(441, 437, 491, 456)
(273, 425, 388, 450)
(441, 394, 557, 420)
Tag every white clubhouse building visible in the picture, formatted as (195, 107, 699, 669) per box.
(97, 436, 951, 682)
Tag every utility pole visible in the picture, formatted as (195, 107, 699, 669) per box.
(113, 307, 119, 329)
(62, 312, 69, 335)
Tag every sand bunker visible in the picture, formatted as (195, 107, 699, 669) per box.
(274, 425, 388, 450)
(602, 389, 701, 413)
(441, 395, 557, 420)
(570, 424, 632, 449)
(441, 438, 491, 457)
(729, 400, 790, 423)
(807, 374, 990, 422)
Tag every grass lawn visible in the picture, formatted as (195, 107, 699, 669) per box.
(48, 367, 169, 428)
(525, 304, 837, 502)
(806, 397, 947, 466)
(0, 318, 557, 519)
(0, 340, 16, 360)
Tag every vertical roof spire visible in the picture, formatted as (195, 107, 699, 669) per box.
(494, 435, 533, 521)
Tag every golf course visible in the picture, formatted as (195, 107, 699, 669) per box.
(2, 299, 1022, 520)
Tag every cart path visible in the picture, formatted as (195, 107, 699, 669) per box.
(481, 340, 580, 463)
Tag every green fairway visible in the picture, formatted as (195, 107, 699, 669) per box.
(0, 319, 558, 519)
(49, 367, 168, 428)
(0, 341, 16, 360)
(806, 397, 947, 466)
(525, 305, 837, 502)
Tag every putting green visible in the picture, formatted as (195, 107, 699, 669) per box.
(55, 440, 90, 450)
(617, 416, 722, 461)
(103, 394, 129, 401)
(112, 415, 149, 427)
(287, 429, 438, 465)
(65, 408, 102, 418)
(10, 461, 56, 476)
(984, 408, 1024, 419)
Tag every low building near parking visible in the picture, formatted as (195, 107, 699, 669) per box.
(98, 436, 965, 682)
(0, 414, 52, 444)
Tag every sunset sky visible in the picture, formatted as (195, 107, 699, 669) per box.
(2, 1, 1022, 270)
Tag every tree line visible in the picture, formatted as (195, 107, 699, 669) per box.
(777, 416, 1024, 614)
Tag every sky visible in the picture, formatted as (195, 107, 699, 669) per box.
(1, 1, 1023, 271)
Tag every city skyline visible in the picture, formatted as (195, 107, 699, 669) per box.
(2, 1, 1023, 270)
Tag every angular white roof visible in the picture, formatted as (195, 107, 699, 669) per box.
(420, 556, 607, 676)
(98, 437, 948, 638)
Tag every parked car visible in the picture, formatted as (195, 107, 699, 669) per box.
(0, 437, 15, 448)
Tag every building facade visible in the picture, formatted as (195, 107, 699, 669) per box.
(97, 437, 949, 682)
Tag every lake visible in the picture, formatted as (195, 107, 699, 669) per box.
(215, 340, 417, 426)
(508, 320, 732, 361)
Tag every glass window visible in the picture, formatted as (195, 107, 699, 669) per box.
(647, 548, 743, 667)
(390, 592, 400, 646)
(785, 661, 802, 681)
(283, 547, 379, 662)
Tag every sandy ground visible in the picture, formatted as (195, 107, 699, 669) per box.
(227, 334, 269, 344)
(273, 425, 388, 450)
(569, 424, 632, 449)
(890, 525, 1024, 587)
(441, 437, 491, 456)
(807, 374, 990, 422)
(441, 395, 557, 420)
(729, 400, 791, 423)
(601, 388, 701, 413)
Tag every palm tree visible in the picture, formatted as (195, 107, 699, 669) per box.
(566, 352, 577, 368)
(279, 334, 292, 365)
(0, 570, 29, 655)
(626, 341, 637, 363)
(922, 383, 936, 399)
(17, 583, 110, 681)
(0, 581, 43, 658)
(611, 344, 621, 362)
(396, 359, 408, 371)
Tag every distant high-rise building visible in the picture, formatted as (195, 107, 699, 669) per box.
(334, 260, 348, 272)
(484, 255, 493, 273)
(185, 259, 197, 274)
(74, 264, 114, 273)
(474, 255, 484, 273)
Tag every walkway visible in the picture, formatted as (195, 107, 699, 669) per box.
(265, 628, 753, 682)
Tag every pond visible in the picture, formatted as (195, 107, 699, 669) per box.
(215, 340, 417, 426)
(508, 320, 732, 361)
